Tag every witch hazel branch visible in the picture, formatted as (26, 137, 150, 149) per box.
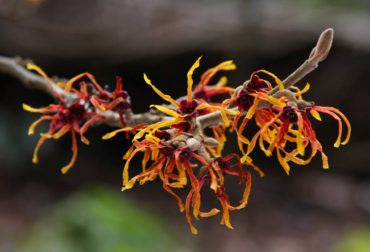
(0, 28, 351, 234)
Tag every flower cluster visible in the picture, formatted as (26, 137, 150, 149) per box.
(103, 58, 257, 233)
(231, 73, 351, 175)
(23, 64, 131, 173)
(23, 56, 351, 234)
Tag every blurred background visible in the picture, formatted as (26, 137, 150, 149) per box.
(0, 0, 369, 251)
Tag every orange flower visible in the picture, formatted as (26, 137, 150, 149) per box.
(231, 71, 285, 154)
(115, 127, 260, 234)
(117, 131, 209, 234)
(23, 64, 105, 173)
(242, 105, 351, 174)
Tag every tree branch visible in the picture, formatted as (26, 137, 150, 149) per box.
(269, 28, 334, 95)
(0, 28, 333, 131)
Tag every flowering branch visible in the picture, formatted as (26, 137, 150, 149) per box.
(0, 28, 334, 130)
(0, 28, 350, 234)
(198, 28, 334, 128)
(0, 56, 171, 128)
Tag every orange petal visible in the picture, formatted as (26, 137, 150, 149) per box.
(199, 208, 220, 217)
(32, 135, 47, 164)
(28, 115, 53, 135)
(60, 131, 78, 174)
(234, 172, 252, 210)
(51, 124, 71, 139)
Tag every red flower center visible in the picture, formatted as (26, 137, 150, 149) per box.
(114, 90, 132, 112)
(282, 106, 298, 123)
(215, 157, 231, 170)
(179, 147, 191, 161)
(178, 99, 200, 116)
(236, 89, 254, 111)
(246, 74, 265, 91)
(154, 130, 171, 141)
(59, 102, 87, 124)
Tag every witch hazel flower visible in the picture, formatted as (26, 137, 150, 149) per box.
(193, 60, 236, 101)
(100, 58, 268, 234)
(239, 74, 351, 174)
(13, 28, 352, 234)
(89, 76, 132, 127)
(108, 127, 260, 234)
(229, 71, 285, 155)
(105, 57, 239, 141)
(23, 64, 105, 174)
(186, 153, 263, 234)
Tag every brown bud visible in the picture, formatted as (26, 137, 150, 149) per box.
(203, 137, 219, 147)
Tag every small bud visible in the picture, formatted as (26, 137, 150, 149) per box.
(186, 137, 201, 151)
(204, 137, 219, 147)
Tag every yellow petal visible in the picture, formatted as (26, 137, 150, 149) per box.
(200, 60, 236, 88)
(216, 76, 228, 87)
(150, 105, 181, 118)
(257, 69, 284, 90)
(240, 154, 253, 164)
(245, 98, 259, 119)
(277, 149, 290, 175)
(27, 64, 61, 98)
(296, 112, 305, 156)
(187, 56, 202, 101)
(27, 63, 52, 85)
(102, 127, 133, 140)
(219, 199, 233, 230)
(213, 60, 236, 71)
(122, 148, 142, 189)
(143, 73, 179, 107)
(255, 93, 285, 107)
(141, 149, 150, 170)
(299, 82, 310, 96)
(310, 110, 322, 121)
(22, 103, 49, 113)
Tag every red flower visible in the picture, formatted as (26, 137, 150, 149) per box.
(185, 154, 262, 233)
(90, 76, 132, 127)
(23, 64, 105, 173)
